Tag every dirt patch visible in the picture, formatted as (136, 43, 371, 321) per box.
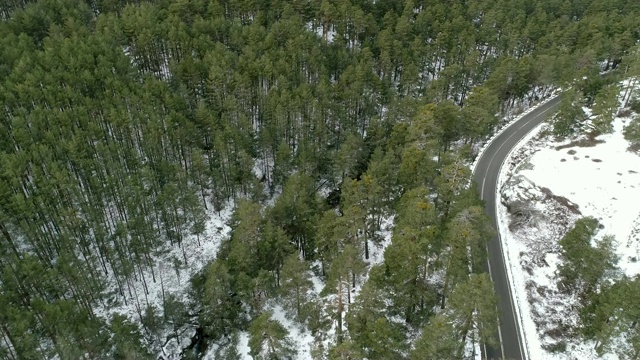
(540, 187, 582, 215)
(537, 285, 548, 297)
(592, 159, 603, 163)
(506, 200, 540, 232)
(555, 133, 604, 150)
(618, 108, 633, 117)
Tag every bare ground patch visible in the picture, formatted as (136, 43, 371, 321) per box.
(618, 108, 633, 117)
(539, 187, 581, 215)
(628, 143, 640, 153)
(555, 133, 605, 150)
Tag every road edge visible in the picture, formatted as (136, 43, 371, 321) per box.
(471, 92, 560, 360)
(471, 90, 559, 174)
(494, 113, 554, 360)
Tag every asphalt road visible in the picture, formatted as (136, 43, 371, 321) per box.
(472, 95, 561, 360)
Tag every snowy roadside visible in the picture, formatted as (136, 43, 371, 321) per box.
(497, 85, 640, 359)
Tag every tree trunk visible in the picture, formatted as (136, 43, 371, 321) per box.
(0, 223, 21, 259)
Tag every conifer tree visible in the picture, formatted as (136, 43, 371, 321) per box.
(279, 254, 313, 322)
(248, 311, 297, 360)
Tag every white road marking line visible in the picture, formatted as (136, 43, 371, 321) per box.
(481, 177, 486, 200)
(498, 318, 506, 358)
(484, 246, 501, 360)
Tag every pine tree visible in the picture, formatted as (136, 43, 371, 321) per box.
(259, 221, 294, 287)
(279, 254, 313, 322)
(110, 314, 152, 360)
(346, 282, 406, 359)
(326, 244, 366, 342)
(270, 173, 318, 258)
(316, 209, 345, 276)
(327, 339, 364, 360)
(553, 89, 588, 136)
(199, 261, 245, 340)
(558, 218, 617, 297)
(592, 84, 620, 134)
(248, 311, 297, 360)
(411, 314, 459, 360)
(447, 273, 499, 353)
(381, 187, 439, 325)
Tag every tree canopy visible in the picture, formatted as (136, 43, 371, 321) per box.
(0, 0, 638, 358)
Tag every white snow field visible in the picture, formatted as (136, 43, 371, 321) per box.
(498, 84, 640, 359)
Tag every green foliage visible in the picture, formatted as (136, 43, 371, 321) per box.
(248, 311, 297, 360)
(327, 339, 365, 360)
(440, 206, 493, 310)
(580, 277, 640, 358)
(434, 153, 473, 218)
(486, 57, 536, 103)
(270, 173, 319, 259)
(316, 209, 346, 275)
(461, 85, 501, 140)
(341, 174, 385, 259)
(110, 315, 151, 360)
(198, 261, 246, 340)
(279, 254, 313, 322)
(381, 187, 440, 325)
(397, 144, 438, 190)
(592, 84, 620, 134)
(448, 273, 498, 347)
(412, 101, 464, 153)
(558, 217, 617, 296)
(346, 282, 407, 359)
(332, 133, 367, 184)
(259, 221, 295, 286)
(624, 114, 640, 148)
(411, 314, 459, 360)
(553, 89, 588, 136)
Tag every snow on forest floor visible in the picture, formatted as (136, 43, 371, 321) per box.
(498, 87, 640, 359)
(93, 201, 233, 358)
(202, 215, 395, 360)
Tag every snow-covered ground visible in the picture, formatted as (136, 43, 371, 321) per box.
(93, 200, 233, 359)
(498, 84, 640, 359)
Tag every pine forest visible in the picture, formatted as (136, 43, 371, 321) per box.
(0, 0, 639, 359)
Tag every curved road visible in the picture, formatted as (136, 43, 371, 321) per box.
(473, 96, 561, 360)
